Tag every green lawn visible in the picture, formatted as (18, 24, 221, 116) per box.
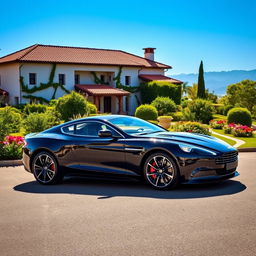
(212, 114, 227, 120)
(213, 129, 256, 148)
(211, 132, 236, 146)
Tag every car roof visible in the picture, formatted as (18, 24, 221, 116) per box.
(43, 115, 134, 132)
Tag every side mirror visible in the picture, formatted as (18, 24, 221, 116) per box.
(98, 130, 113, 138)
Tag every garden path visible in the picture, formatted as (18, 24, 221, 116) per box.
(211, 131, 245, 148)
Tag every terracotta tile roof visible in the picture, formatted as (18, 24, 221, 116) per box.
(75, 84, 130, 96)
(139, 74, 183, 84)
(0, 44, 171, 69)
(0, 88, 9, 96)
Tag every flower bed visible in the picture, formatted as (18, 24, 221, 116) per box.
(209, 119, 226, 129)
(223, 123, 253, 137)
(0, 136, 24, 160)
(171, 121, 211, 135)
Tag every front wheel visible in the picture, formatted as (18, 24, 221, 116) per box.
(32, 151, 63, 185)
(143, 153, 179, 190)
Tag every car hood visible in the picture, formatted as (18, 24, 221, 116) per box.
(141, 132, 236, 153)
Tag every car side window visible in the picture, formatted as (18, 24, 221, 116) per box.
(62, 125, 75, 134)
(74, 122, 121, 137)
(62, 122, 122, 137)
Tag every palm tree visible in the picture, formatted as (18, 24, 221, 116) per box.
(187, 83, 198, 100)
(181, 82, 188, 96)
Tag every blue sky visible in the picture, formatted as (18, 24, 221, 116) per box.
(0, 0, 255, 74)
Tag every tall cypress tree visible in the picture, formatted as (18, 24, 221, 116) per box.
(197, 60, 206, 98)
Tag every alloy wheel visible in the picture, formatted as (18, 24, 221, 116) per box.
(145, 155, 175, 188)
(33, 153, 57, 184)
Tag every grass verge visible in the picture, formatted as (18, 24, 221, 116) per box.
(213, 129, 256, 148)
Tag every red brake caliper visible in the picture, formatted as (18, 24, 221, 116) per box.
(150, 162, 157, 179)
(50, 163, 55, 172)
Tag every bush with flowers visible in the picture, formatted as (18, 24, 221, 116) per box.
(0, 136, 24, 160)
(209, 119, 226, 129)
(223, 123, 253, 137)
(171, 121, 211, 135)
(231, 125, 254, 137)
(223, 123, 236, 134)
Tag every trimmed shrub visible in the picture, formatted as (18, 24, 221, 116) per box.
(0, 107, 22, 140)
(227, 108, 252, 126)
(172, 112, 183, 121)
(171, 121, 211, 135)
(151, 96, 177, 115)
(24, 104, 47, 115)
(183, 99, 213, 124)
(140, 81, 182, 105)
(135, 104, 158, 121)
(88, 103, 97, 114)
(24, 112, 52, 133)
(56, 91, 89, 121)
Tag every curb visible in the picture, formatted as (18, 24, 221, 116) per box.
(0, 160, 23, 167)
(238, 148, 256, 152)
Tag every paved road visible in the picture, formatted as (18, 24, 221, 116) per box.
(0, 153, 256, 256)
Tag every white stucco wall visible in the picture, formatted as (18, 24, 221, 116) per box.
(19, 63, 166, 114)
(0, 63, 20, 105)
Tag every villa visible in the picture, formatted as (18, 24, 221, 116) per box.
(0, 44, 182, 114)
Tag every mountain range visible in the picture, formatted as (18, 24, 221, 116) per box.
(171, 69, 256, 95)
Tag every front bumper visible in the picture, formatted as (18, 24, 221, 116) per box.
(22, 148, 32, 173)
(183, 170, 239, 184)
(179, 154, 238, 184)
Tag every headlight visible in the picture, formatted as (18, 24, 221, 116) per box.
(179, 145, 193, 153)
(179, 144, 217, 156)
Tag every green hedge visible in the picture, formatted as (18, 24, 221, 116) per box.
(140, 81, 182, 105)
(227, 108, 252, 126)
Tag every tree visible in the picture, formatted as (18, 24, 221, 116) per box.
(181, 82, 188, 96)
(205, 89, 218, 103)
(197, 61, 206, 99)
(226, 80, 256, 112)
(187, 83, 198, 100)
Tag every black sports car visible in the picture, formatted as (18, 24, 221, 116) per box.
(23, 115, 239, 190)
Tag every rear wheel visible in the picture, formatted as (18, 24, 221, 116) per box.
(32, 151, 63, 185)
(143, 152, 179, 190)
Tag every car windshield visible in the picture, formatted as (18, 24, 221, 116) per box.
(108, 116, 165, 135)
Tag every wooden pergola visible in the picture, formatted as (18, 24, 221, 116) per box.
(75, 84, 130, 114)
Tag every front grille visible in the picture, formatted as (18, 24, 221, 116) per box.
(215, 151, 238, 164)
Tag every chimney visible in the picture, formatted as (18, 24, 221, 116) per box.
(143, 47, 156, 61)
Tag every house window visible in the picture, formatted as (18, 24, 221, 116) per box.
(100, 75, 105, 83)
(75, 74, 80, 84)
(59, 74, 65, 85)
(125, 76, 131, 86)
(29, 73, 36, 85)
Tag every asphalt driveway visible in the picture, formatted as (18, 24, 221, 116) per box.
(0, 153, 256, 256)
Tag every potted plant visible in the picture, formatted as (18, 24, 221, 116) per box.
(157, 116, 173, 129)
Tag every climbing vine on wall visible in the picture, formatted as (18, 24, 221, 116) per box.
(113, 66, 141, 105)
(20, 63, 70, 103)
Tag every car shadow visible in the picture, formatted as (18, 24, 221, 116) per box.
(13, 176, 246, 199)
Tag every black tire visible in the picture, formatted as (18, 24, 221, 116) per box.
(143, 152, 179, 190)
(31, 151, 63, 185)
